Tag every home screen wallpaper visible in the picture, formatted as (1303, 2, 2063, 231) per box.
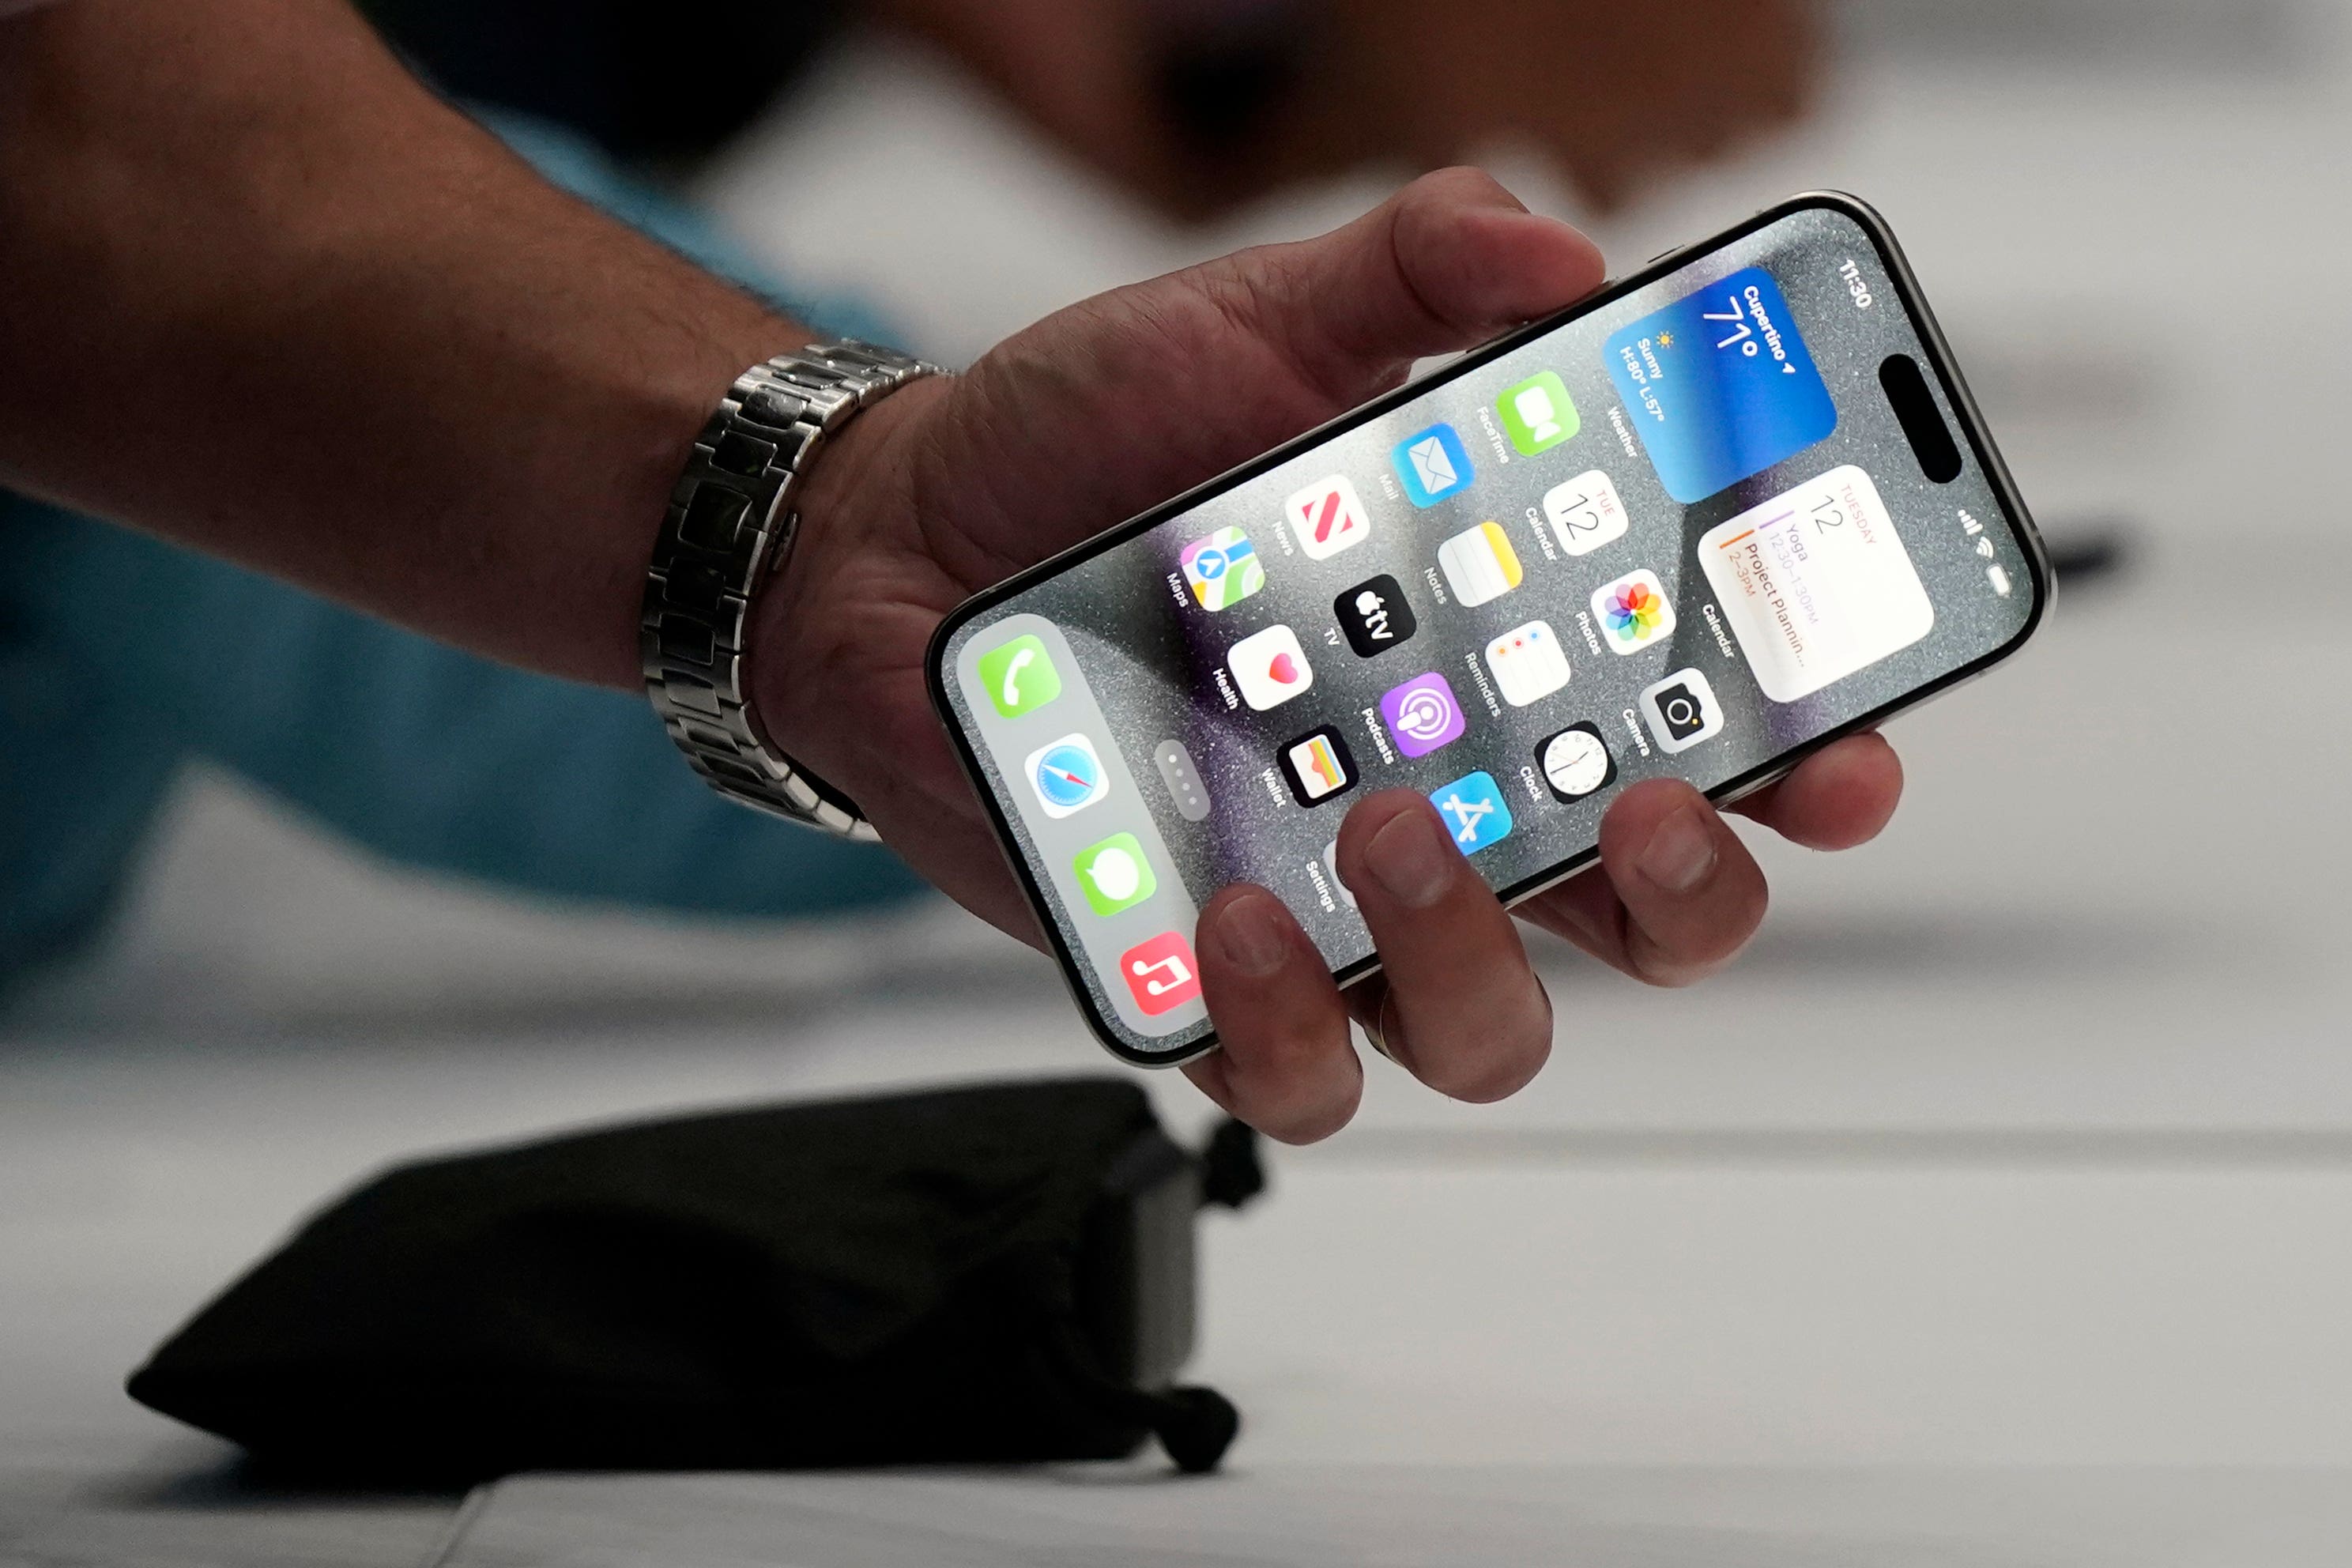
(941, 204, 2040, 1059)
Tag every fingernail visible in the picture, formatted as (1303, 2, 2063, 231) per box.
(1637, 803, 1718, 894)
(1364, 807, 1457, 909)
(1213, 892, 1291, 978)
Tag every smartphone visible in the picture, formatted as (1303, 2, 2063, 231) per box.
(926, 193, 2049, 1066)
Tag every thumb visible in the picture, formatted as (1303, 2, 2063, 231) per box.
(1215, 165, 1608, 411)
(927, 168, 1605, 577)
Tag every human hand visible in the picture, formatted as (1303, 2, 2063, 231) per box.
(872, 0, 1820, 220)
(759, 168, 1900, 1140)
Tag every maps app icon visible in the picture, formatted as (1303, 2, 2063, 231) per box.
(1179, 526, 1265, 612)
(1605, 266, 1837, 504)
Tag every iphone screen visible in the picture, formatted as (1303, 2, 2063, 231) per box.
(933, 197, 2045, 1062)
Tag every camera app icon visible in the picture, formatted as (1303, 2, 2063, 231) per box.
(1639, 669, 1725, 755)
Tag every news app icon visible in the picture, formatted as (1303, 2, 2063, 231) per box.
(1335, 574, 1417, 658)
(1283, 474, 1373, 560)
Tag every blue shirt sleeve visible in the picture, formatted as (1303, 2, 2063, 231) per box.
(0, 107, 932, 984)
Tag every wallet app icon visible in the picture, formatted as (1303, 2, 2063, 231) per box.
(1604, 266, 1837, 504)
(1393, 423, 1475, 507)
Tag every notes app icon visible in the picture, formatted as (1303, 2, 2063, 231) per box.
(1437, 521, 1524, 607)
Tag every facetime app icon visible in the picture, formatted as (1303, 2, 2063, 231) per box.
(1498, 372, 1578, 457)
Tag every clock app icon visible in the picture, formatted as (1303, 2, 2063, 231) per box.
(1536, 724, 1616, 803)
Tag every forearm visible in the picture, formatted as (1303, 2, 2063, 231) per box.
(0, 0, 809, 688)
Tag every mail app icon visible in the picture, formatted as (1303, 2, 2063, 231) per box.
(1392, 422, 1475, 507)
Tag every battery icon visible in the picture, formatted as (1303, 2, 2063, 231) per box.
(1987, 564, 2012, 597)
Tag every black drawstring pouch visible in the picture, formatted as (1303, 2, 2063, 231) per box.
(127, 1076, 1262, 1483)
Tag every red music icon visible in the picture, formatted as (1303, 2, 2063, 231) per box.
(1118, 932, 1202, 1016)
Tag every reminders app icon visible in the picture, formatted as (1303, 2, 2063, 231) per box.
(1605, 266, 1837, 504)
(1393, 424, 1475, 507)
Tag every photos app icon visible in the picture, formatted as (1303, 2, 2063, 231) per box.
(1592, 569, 1676, 654)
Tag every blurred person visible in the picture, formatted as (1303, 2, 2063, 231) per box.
(0, 0, 1898, 1142)
(364, 0, 1820, 217)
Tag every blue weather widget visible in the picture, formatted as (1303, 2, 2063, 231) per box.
(1604, 266, 1837, 504)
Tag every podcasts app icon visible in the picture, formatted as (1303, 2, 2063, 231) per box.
(1379, 672, 1467, 760)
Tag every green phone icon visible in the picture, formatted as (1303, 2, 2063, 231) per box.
(978, 633, 1062, 718)
(1498, 371, 1579, 456)
(1073, 832, 1156, 916)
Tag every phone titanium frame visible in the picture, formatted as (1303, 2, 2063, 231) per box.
(925, 192, 2052, 1067)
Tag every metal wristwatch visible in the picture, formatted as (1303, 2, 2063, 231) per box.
(641, 341, 942, 839)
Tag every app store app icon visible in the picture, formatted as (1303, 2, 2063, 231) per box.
(1431, 771, 1514, 854)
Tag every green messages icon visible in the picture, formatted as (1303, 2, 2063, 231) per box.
(977, 633, 1061, 718)
(1074, 833, 1155, 916)
(1498, 371, 1579, 457)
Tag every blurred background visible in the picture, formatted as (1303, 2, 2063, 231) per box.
(9, 0, 2352, 1539)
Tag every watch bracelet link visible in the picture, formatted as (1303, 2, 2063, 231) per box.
(641, 341, 941, 839)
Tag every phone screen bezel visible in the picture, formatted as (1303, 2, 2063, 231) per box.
(924, 191, 2052, 1066)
